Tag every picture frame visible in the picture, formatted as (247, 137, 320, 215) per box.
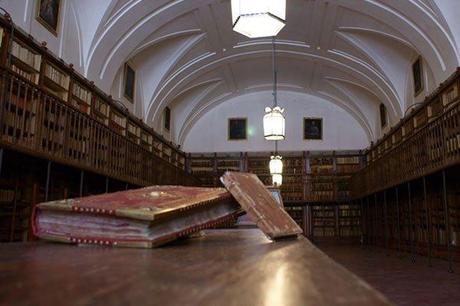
(303, 118, 323, 140)
(36, 0, 61, 36)
(124, 63, 136, 103)
(164, 107, 171, 131)
(228, 118, 247, 140)
(379, 104, 387, 128)
(412, 57, 424, 96)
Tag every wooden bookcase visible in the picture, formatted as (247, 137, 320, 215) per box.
(70, 80, 92, 115)
(0, 15, 196, 189)
(41, 60, 70, 101)
(140, 129, 153, 152)
(127, 120, 141, 144)
(0, 179, 35, 242)
(92, 94, 110, 126)
(109, 108, 127, 136)
(10, 39, 42, 84)
(189, 153, 218, 187)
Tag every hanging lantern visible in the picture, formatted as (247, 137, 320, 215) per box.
(231, 0, 286, 38)
(264, 106, 285, 140)
(272, 174, 283, 186)
(269, 155, 283, 175)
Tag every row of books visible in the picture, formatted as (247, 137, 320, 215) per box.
(141, 132, 153, 144)
(72, 83, 92, 104)
(11, 65, 38, 83)
(0, 189, 16, 202)
(313, 228, 336, 237)
(310, 157, 334, 165)
(336, 156, 360, 164)
(44, 63, 70, 89)
(111, 111, 127, 128)
(127, 122, 140, 136)
(11, 41, 41, 71)
(93, 98, 109, 116)
(339, 228, 361, 236)
(336, 164, 361, 173)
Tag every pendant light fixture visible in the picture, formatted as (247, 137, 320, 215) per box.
(264, 37, 285, 186)
(272, 174, 283, 186)
(264, 37, 285, 140)
(231, 0, 286, 38)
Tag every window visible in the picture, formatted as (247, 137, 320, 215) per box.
(303, 118, 322, 140)
(412, 57, 424, 96)
(379, 104, 387, 128)
(228, 118, 247, 140)
(124, 63, 135, 102)
(164, 107, 171, 131)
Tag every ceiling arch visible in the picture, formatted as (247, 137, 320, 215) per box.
(49, 0, 460, 146)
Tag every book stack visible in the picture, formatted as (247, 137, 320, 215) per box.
(34, 172, 302, 248)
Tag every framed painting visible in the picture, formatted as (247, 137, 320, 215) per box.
(36, 0, 61, 35)
(303, 118, 322, 140)
(164, 107, 171, 131)
(124, 63, 136, 102)
(228, 118, 247, 140)
(379, 104, 387, 128)
(412, 57, 424, 96)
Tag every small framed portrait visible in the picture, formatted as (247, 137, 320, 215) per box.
(124, 63, 136, 102)
(36, 0, 61, 35)
(412, 57, 424, 96)
(304, 118, 322, 140)
(228, 118, 247, 140)
(379, 104, 387, 128)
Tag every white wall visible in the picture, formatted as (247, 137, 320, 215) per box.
(183, 91, 369, 152)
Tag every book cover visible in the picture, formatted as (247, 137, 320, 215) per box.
(221, 172, 302, 239)
(33, 185, 242, 248)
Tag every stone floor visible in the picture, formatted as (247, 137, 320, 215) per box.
(317, 243, 460, 306)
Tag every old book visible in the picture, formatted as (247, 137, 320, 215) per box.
(221, 172, 302, 239)
(33, 186, 242, 248)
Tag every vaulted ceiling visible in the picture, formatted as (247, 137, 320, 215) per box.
(6, 0, 460, 146)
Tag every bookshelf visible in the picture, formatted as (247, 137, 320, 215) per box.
(127, 120, 141, 144)
(189, 153, 217, 187)
(109, 109, 127, 136)
(2, 77, 39, 144)
(42, 61, 70, 101)
(93, 95, 110, 126)
(70, 81, 92, 115)
(189, 151, 363, 203)
(0, 15, 196, 189)
(0, 179, 32, 242)
(10, 39, 42, 84)
(311, 204, 337, 239)
(140, 129, 153, 152)
(247, 154, 271, 186)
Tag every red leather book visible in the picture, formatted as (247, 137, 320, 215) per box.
(221, 172, 302, 239)
(33, 186, 242, 248)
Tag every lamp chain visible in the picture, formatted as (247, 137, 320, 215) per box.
(272, 36, 277, 108)
(272, 36, 279, 155)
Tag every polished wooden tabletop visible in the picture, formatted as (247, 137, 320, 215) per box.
(0, 229, 391, 306)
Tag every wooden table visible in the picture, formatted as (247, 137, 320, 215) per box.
(0, 229, 391, 306)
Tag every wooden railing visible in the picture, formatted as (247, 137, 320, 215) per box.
(0, 69, 199, 187)
(350, 100, 460, 197)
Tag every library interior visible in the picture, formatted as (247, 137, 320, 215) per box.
(1, 1, 460, 305)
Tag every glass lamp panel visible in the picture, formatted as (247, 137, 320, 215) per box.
(263, 108, 285, 140)
(272, 174, 283, 186)
(231, 0, 286, 38)
(269, 156, 283, 175)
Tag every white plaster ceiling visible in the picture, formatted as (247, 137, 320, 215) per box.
(24, 0, 460, 144)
